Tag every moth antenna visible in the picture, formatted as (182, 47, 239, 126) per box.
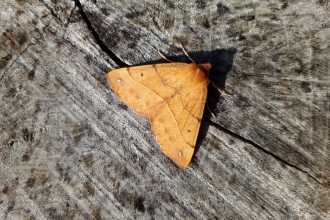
(180, 43, 196, 64)
(207, 103, 216, 119)
(158, 50, 173, 62)
(210, 81, 232, 96)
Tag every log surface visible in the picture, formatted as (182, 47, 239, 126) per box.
(0, 0, 329, 219)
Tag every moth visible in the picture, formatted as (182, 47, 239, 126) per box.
(106, 44, 230, 168)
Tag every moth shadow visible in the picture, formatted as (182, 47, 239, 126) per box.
(190, 48, 236, 158)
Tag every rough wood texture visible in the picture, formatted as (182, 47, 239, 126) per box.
(1, 0, 329, 219)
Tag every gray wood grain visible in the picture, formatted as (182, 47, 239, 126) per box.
(1, 0, 329, 219)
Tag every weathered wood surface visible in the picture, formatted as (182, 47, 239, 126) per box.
(1, 0, 329, 219)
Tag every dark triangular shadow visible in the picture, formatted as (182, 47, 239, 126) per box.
(189, 48, 236, 160)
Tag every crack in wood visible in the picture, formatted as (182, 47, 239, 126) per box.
(73, 0, 128, 68)
(206, 119, 323, 185)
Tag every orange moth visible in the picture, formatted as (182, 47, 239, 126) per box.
(106, 44, 228, 168)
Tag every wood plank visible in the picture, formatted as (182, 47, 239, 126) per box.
(0, 0, 329, 219)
